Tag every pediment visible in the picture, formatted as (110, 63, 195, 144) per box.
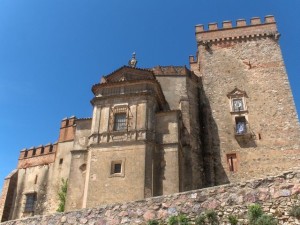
(227, 88, 248, 98)
(102, 66, 155, 83)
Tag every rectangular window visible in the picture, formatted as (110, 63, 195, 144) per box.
(41, 147, 44, 154)
(227, 154, 237, 172)
(235, 116, 247, 134)
(113, 113, 127, 131)
(59, 158, 63, 165)
(232, 99, 244, 112)
(113, 163, 122, 174)
(32, 148, 36, 156)
(110, 160, 125, 177)
(24, 193, 37, 213)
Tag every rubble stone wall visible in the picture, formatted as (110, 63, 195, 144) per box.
(2, 169, 300, 225)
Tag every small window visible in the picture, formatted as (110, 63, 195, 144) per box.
(113, 113, 127, 131)
(32, 148, 36, 156)
(235, 116, 247, 135)
(34, 175, 38, 184)
(41, 147, 44, 154)
(227, 154, 237, 172)
(110, 160, 124, 177)
(59, 158, 63, 165)
(49, 145, 53, 152)
(24, 151, 28, 158)
(113, 163, 122, 174)
(24, 193, 37, 213)
(232, 98, 244, 112)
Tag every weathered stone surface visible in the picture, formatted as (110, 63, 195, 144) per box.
(1, 169, 300, 224)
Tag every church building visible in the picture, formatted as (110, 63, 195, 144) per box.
(1, 15, 300, 222)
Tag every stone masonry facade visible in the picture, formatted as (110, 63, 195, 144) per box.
(0, 15, 300, 222)
(1, 169, 300, 224)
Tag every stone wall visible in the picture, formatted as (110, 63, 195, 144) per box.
(193, 16, 300, 185)
(2, 169, 300, 225)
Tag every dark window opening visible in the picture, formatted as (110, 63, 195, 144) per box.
(232, 99, 244, 112)
(24, 151, 28, 158)
(227, 154, 237, 172)
(49, 145, 53, 152)
(24, 193, 37, 213)
(65, 120, 69, 127)
(258, 133, 262, 140)
(59, 158, 63, 165)
(32, 148, 36, 156)
(235, 116, 247, 135)
(41, 147, 44, 154)
(113, 113, 127, 131)
(114, 163, 122, 173)
(34, 175, 38, 184)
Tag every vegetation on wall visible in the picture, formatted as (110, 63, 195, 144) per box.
(146, 205, 282, 225)
(57, 179, 68, 212)
(248, 204, 278, 225)
(289, 205, 300, 219)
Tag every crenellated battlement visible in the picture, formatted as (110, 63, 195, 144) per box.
(18, 143, 57, 169)
(58, 116, 76, 142)
(195, 15, 279, 45)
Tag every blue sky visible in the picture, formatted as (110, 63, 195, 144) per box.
(0, 1, 299, 188)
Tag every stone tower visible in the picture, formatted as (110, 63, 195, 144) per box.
(190, 16, 300, 185)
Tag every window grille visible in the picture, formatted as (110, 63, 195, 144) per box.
(24, 193, 37, 212)
(113, 113, 127, 131)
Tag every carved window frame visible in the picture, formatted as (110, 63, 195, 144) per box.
(109, 105, 129, 132)
(227, 88, 248, 113)
(109, 104, 133, 132)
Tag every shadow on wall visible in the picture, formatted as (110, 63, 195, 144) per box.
(199, 83, 229, 186)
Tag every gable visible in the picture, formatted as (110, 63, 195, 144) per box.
(103, 66, 155, 83)
(227, 87, 248, 98)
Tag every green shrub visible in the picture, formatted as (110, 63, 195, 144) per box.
(167, 214, 190, 225)
(289, 205, 300, 218)
(168, 215, 178, 225)
(206, 210, 219, 225)
(195, 214, 206, 225)
(57, 179, 68, 212)
(228, 215, 238, 225)
(255, 214, 278, 225)
(148, 219, 159, 225)
(248, 204, 263, 225)
(177, 214, 190, 225)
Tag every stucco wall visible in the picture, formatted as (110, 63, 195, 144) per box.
(1, 169, 300, 225)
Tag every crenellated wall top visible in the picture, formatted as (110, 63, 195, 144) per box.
(195, 16, 279, 44)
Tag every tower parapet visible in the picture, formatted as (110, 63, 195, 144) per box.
(195, 15, 279, 45)
(17, 143, 57, 169)
(58, 116, 76, 142)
